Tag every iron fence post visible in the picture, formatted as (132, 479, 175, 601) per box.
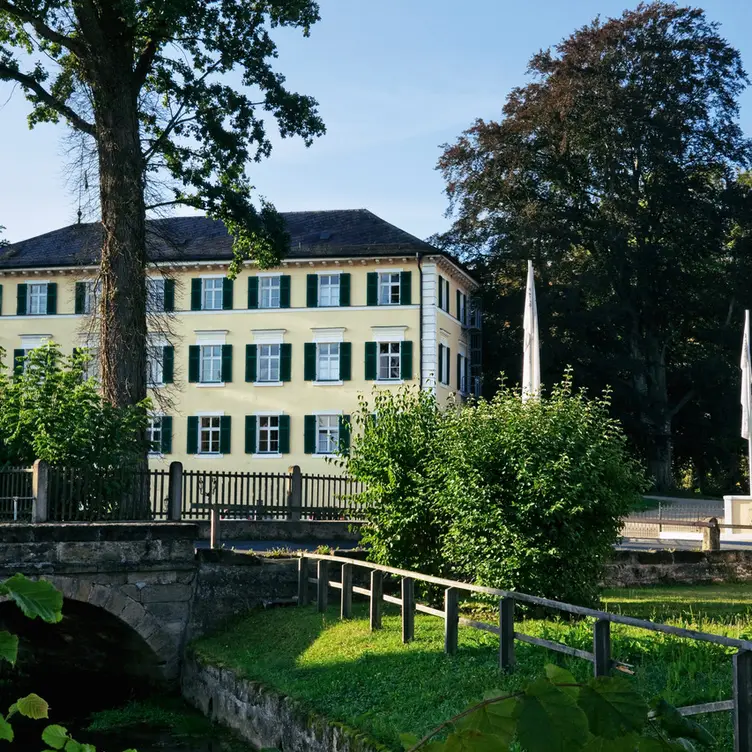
(734, 650, 752, 752)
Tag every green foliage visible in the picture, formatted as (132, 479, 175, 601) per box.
(344, 377, 646, 606)
(0, 344, 148, 468)
(403, 666, 712, 751)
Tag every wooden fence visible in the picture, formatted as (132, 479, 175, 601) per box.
(298, 552, 752, 751)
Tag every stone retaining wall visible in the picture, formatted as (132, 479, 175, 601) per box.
(181, 654, 385, 752)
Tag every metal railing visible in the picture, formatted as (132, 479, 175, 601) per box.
(0, 466, 33, 522)
(298, 553, 752, 751)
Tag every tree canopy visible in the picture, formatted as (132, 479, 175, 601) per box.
(437, 1, 752, 491)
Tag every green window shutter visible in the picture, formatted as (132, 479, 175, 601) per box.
(75, 282, 86, 314)
(222, 278, 234, 310)
(438, 276, 444, 310)
(280, 343, 292, 382)
(306, 274, 318, 307)
(340, 342, 352, 381)
(188, 345, 200, 383)
(247, 276, 259, 309)
(279, 415, 290, 454)
(366, 272, 378, 306)
(245, 415, 257, 454)
(438, 344, 444, 385)
(400, 271, 412, 305)
(16, 284, 27, 315)
(191, 278, 202, 311)
(161, 416, 173, 454)
(13, 349, 24, 376)
(457, 353, 462, 392)
(456, 289, 461, 321)
(187, 416, 199, 454)
(304, 342, 316, 381)
(245, 344, 257, 383)
(365, 341, 377, 380)
(221, 344, 233, 383)
(304, 415, 316, 454)
(339, 273, 351, 306)
(46, 283, 57, 315)
(280, 275, 291, 308)
(162, 346, 175, 384)
(400, 341, 413, 380)
(0, 284, 3, 315)
(339, 415, 351, 455)
(220, 416, 232, 454)
(446, 347, 451, 386)
(164, 279, 176, 312)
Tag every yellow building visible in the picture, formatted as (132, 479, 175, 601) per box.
(0, 210, 480, 473)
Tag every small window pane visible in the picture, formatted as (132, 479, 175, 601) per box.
(317, 342, 340, 381)
(147, 279, 166, 313)
(28, 284, 48, 315)
(378, 273, 400, 305)
(147, 417, 162, 453)
(147, 346, 164, 386)
(378, 342, 401, 380)
(318, 274, 340, 307)
(202, 279, 223, 310)
(316, 414, 339, 454)
(258, 344, 281, 382)
(257, 415, 280, 454)
(200, 345, 222, 383)
(260, 277, 281, 309)
(199, 416, 221, 454)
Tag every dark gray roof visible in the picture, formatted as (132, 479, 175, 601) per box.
(0, 209, 444, 269)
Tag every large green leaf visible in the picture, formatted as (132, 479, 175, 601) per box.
(583, 734, 641, 751)
(545, 664, 579, 699)
(41, 725, 69, 749)
(443, 729, 507, 752)
(0, 575, 62, 623)
(516, 678, 589, 752)
(456, 697, 518, 746)
(0, 632, 18, 665)
(0, 716, 13, 742)
(651, 700, 715, 747)
(578, 676, 647, 738)
(400, 733, 420, 750)
(15, 693, 49, 720)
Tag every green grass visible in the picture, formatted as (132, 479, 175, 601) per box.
(192, 584, 751, 750)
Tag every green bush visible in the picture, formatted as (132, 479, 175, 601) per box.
(344, 376, 646, 607)
(0, 344, 148, 469)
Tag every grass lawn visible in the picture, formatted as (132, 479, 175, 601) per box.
(192, 583, 752, 750)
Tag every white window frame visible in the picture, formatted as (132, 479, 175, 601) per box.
(147, 415, 163, 455)
(27, 283, 49, 315)
(377, 342, 401, 381)
(378, 272, 401, 306)
(199, 344, 223, 384)
(198, 415, 222, 455)
(459, 352, 468, 394)
(318, 273, 340, 307)
(82, 280, 100, 315)
(439, 342, 451, 385)
(259, 275, 281, 309)
(147, 342, 165, 387)
(147, 278, 166, 313)
(316, 342, 341, 382)
(315, 414, 340, 456)
(257, 343, 281, 383)
(256, 414, 281, 455)
(202, 277, 224, 311)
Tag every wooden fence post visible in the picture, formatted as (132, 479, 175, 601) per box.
(499, 597, 515, 671)
(401, 577, 415, 643)
(298, 556, 309, 606)
(31, 460, 49, 523)
(210, 507, 221, 549)
(369, 570, 383, 631)
(288, 465, 302, 521)
(341, 563, 353, 619)
(593, 619, 611, 677)
(167, 461, 183, 521)
(444, 587, 459, 655)
(734, 649, 752, 752)
(702, 518, 721, 552)
(317, 560, 329, 613)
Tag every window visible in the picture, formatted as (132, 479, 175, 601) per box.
(316, 415, 340, 454)
(257, 415, 280, 454)
(318, 274, 340, 307)
(378, 272, 401, 305)
(202, 278, 223, 311)
(28, 284, 48, 315)
(378, 342, 401, 381)
(200, 345, 222, 383)
(458, 292, 467, 325)
(439, 343, 451, 385)
(199, 416, 221, 454)
(82, 347, 99, 381)
(317, 343, 340, 381)
(147, 345, 164, 387)
(257, 343, 281, 382)
(83, 281, 100, 314)
(147, 416, 163, 453)
(438, 276, 450, 312)
(260, 276, 281, 309)
(147, 278, 166, 313)
(458, 353, 468, 393)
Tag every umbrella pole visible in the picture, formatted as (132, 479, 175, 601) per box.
(748, 437, 752, 497)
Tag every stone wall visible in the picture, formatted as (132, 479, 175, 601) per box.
(190, 550, 298, 638)
(182, 655, 385, 752)
(604, 549, 752, 587)
(195, 518, 363, 542)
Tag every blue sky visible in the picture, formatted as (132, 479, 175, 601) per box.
(1, 0, 751, 243)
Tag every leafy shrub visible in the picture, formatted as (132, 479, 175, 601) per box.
(344, 377, 646, 606)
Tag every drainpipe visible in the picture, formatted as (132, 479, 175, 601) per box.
(417, 252, 424, 389)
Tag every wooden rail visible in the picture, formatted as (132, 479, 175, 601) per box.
(297, 553, 752, 751)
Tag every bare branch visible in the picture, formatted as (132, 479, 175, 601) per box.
(0, 63, 95, 135)
(0, 1, 85, 55)
(668, 389, 696, 419)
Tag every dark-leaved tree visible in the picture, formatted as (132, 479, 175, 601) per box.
(0, 1, 325, 409)
(436, 2, 752, 490)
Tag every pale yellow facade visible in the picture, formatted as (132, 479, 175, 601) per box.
(0, 252, 478, 473)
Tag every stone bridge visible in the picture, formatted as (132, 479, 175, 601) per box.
(0, 523, 298, 684)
